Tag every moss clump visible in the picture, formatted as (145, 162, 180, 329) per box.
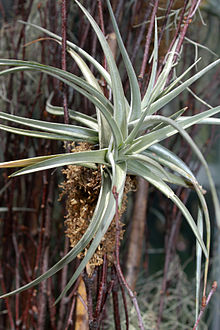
(60, 143, 136, 275)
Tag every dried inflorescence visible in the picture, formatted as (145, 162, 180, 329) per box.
(60, 143, 136, 274)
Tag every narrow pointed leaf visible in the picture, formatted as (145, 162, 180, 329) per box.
(7, 149, 108, 176)
(196, 207, 203, 321)
(0, 155, 60, 168)
(0, 60, 114, 116)
(75, 0, 127, 138)
(46, 93, 98, 130)
(144, 59, 220, 115)
(129, 106, 220, 152)
(106, 0, 141, 121)
(0, 111, 98, 142)
(0, 124, 75, 141)
(141, 19, 158, 110)
(127, 159, 208, 258)
(0, 172, 112, 299)
(19, 20, 112, 86)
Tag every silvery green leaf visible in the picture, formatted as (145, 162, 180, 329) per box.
(129, 106, 220, 152)
(141, 19, 158, 110)
(0, 63, 123, 147)
(127, 159, 208, 258)
(0, 170, 112, 299)
(145, 59, 220, 115)
(19, 20, 112, 86)
(0, 60, 114, 116)
(0, 124, 76, 141)
(196, 207, 203, 321)
(0, 154, 61, 168)
(5, 149, 108, 176)
(106, 0, 141, 121)
(75, 0, 128, 139)
(128, 114, 220, 227)
(0, 111, 98, 142)
(46, 93, 98, 130)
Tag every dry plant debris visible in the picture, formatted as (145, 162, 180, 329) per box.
(60, 143, 136, 275)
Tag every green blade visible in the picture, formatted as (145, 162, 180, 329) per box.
(0, 63, 123, 147)
(127, 159, 208, 258)
(196, 206, 203, 321)
(146, 59, 220, 115)
(141, 18, 158, 110)
(0, 124, 76, 141)
(75, 0, 127, 139)
(129, 106, 220, 153)
(0, 111, 98, 142)
(0, 155, 60, 168)
(2, 149, 108, 176)
(0, 60, 114, 116)
(19, 20, 112, 86)
(106, 0, 141, 121)
(0, 171, 112, 299)
(46, 93, 98, 131)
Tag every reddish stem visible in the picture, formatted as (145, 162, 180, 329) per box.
(0, 263, 15, 330)
(97, 0, 107, 71)
(138, 0, 159, 90)
(61, 0, 69, 125)
(193, 281, 217, 330)
(112, 186, 144, 330)
(95, 254, 107, 319)
(64, 296, 76, 330)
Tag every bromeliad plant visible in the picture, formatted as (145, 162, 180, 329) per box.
(0, 0, 220, 313)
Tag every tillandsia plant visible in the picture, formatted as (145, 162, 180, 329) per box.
(0, 0, 220, 323)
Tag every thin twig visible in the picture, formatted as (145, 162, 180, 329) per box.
(65, 295, 77, 330)
(12, 234, 20, 330)
(0, 263, 15, 330)
(95, 254, 107, 320)
(193, 281, 217, 330)
(139, 0, 159, 91)
(97, 0, 107, 72)
(119, 276, 129, 330)
(112, 186, 144, 330)
(112, 267, 121, 330)
(131, 4, 152, 64)
(82, 270, 95, 327)
(61, 0, 69, 125)
(57, 238, 70, 330)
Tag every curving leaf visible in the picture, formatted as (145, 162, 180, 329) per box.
(106, 0, 141, 122)
(0, 171, 112, 299)
(19, 20, 112, 86)
(0, 149, 108, 176)
(0, 60, 114, 116)
(127, 159, 208, 258)
(46, 93, 98, 130)
(196, 206, 203, 321)
(141, 19, 158, 111)
(0, 124, 76, 141)
(0, 63, 123, 147)
(0, 112, 98, 142)
(75, 0, 128, 139)
(129, 106, 220, 152)
(145, 59, 220, 115)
